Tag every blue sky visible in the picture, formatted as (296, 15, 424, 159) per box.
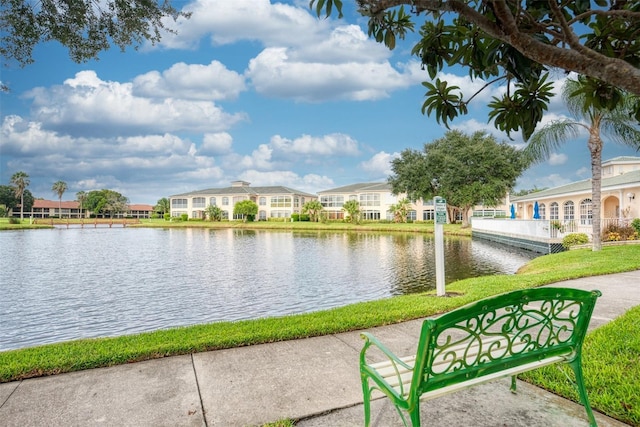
(1, 0, 638, 205)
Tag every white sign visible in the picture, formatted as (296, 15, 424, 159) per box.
(434, 196, 446, 296)
(435, 197, 447, 224)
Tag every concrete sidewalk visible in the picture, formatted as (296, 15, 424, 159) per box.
(1, 270, 638, 427)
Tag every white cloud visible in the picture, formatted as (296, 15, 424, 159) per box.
(538, 173, 572, 188)
(132, 61, 246, 101)
(238, 170, 334, 194)
(359, 151, 399, 177)
(247, 47, 410, 102)
(269, 133, 360, 157)
(576, 167, 590, 178)
(159, 0, 326, 50)
(201, 132, 233, 155)
(548, 152, 568, 166)
(25, 71, 247, 137)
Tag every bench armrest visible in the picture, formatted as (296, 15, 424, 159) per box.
(360, 332, 414, 399)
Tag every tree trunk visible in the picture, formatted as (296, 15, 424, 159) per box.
(589, 123, 603, 251)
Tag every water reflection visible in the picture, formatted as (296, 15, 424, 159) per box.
(0, 228, 537, 351)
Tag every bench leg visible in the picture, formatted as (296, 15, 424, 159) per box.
(569, 359, 598, 427)
(361, 375, 372, 427)
(510, 375, 517, 393)
(408, 401, 421, 427)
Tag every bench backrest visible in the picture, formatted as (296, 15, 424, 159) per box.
(410, 287, 601, 400)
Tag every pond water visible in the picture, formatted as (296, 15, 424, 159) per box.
(0, 227, 538, 351)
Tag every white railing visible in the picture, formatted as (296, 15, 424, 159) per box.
(472, 217, 635, 241)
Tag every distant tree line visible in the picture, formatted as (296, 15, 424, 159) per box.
(0, 172, 131, 219)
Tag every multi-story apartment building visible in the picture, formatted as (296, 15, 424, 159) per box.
(317, 182, 439, 221)
(169, 181, 317, 220)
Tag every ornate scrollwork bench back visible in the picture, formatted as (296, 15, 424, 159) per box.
(360, 287, 602, 427)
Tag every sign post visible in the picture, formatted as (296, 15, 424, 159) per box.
(434, 196, 447, 296)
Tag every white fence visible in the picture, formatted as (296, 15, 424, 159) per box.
(472, 218, 634, 242)
(471, 218, 556, 240)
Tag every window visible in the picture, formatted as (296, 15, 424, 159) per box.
(361, 210, 380, 220)
(233, 196, 247, 204)
(171, 199, 187, 209)
(580, 199, 592, 225)
(550, 202, 559, 220)
(539, 203, 546, 220)
(563, 201, 575, 220)
(270, 210, 290, 218)
(349, 195, 357, 201)
(259, 210, 267, 220)
(423, 209, 435, 221)
(359, 193, 380, 207)
(192, 197, 206, 208)
(320, 195, 344, 207)
(407, 210, 417, 221)
(323, 211, 344, 220)
(259, 197, 266, 206)
(270, 196, 291, 207)
(209, 197, 216, 206)
(222, 197, 229, 206)
(294, 197, 300, 208)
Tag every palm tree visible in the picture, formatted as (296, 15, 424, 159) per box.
(205, 204, 223, 221)
(10, 171, 29, 220)
(302, 200, 324, 222)
(526, 76, 640, 251)
(154, 197, 170, 217)
(390, 198, 411, 223)
(52, 180, 68, 218)
(76, 191, 87, 218)
(342, 199, 361, 224)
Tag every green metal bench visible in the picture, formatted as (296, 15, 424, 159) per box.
(360, 287, 601, 427)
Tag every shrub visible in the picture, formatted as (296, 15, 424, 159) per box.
(163, 213, 171, 221)
(299, 214, 310, 221)
(562, 233, 589, 249)
(180, 214, 188, 221)
(603, 223, 637, 241)
(8, 217, 20, 224)
(632, 218, 640, 235)
(291, 214, 300, 221)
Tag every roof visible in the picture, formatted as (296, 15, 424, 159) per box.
(317, 182, 392, 194)
(129, 204, 154, 211)
(602, 156, 640, 165)
(33, 200, 80, 209)
(511, 169, 640, 202)
(171, 185, 317, 198)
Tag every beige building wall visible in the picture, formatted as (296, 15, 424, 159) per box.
(510, 157, 640, 235)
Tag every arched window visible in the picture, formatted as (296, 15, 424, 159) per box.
(550, 202, 559, 220)
(539, 203, 546, 220)
(563, 201, 574, 220)
(580, 199, 592, 225)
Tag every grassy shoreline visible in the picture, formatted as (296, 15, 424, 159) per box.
(0, 217, 473, 236)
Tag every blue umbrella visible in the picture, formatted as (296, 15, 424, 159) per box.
(533, 201, 540, 219)
(510, 204, 516, 219)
